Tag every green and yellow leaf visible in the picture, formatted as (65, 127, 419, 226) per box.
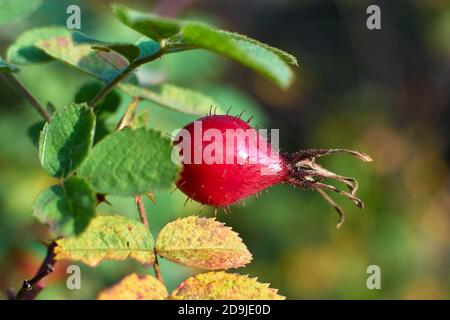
(156, 216, 252, 270)
(171, 271, 285, 300)
(7, 26, 70, 65)
(55, 215, 155, 267)
(97, 273, 168, 300)
(35, 33, 127, 82)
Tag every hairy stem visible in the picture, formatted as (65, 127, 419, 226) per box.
(3, 73, 51, 121)
(13, 241, 57, 300)
(135, 195, 164, 284)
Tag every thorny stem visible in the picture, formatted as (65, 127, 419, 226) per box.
(135, 195, 164, 284)
(12, 241, 58, 300)
(2, 73, 51, 121)
(286, 148, 373, 229)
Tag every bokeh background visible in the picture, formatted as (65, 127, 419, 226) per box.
(1, 0, 449, 299)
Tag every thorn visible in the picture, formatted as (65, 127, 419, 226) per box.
(145, 192, 157, 204)
(96, 193, 112, 206)
(213, 105, 217, 115)
(246, 115, 254, 123)
(237, 110, 245, 119)
(170, 186, 178, 194)
(37, 239, 51, 247)
(184, 197, 191, 207)
(226, 106, 232, 115)
(165, 133, 175, 140)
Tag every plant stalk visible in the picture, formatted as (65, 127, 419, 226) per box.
(13, 241, 57, 300)
(89, 50, 165, 108)
(135, 195, 164, 284)
(3, 73, 51, 121)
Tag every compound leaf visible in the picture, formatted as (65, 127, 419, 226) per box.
(32, 176, 96, 236)
(156, 216, 252, 270)
(78, 128, 179, 196)
(55, 215, 155, 267)
(97, 273, 168, 300)
(38, 103, 95, 178)
(171, 271, 285, 300)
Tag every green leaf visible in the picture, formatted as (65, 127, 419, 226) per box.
(0, 56, 19, 73)
(38, 103, 95, 178)
(32, 177, 96, 236)
(171, 271, 285, 300)
(112, 5, 297, 88)
(7, 26, 70, 65)
(120, 83, 220, 115)
(0, 0, 42, 25)
(113, 4, 182, 41)
(55, 215, 155, 267)
(156, 216, 252, 270)
(78, 128, 179, 196)
(97, 273, 168, 300)
(74, 82, 121, 115)
(27, 120, 46, 148)
(135, 37, 162, 61)
(181, 23, 296, 89)
(74, 82, 122, 142)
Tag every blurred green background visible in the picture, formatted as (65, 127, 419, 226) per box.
(1, 0, 449, 299)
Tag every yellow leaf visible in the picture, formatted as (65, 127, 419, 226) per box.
(156, 216, 252, 270)
(98, 273, 168, 300)
(55, 215, 155, 267)
(171, 271, 285, 300)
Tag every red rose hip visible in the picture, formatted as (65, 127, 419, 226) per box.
(174, 114, 372, 228)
